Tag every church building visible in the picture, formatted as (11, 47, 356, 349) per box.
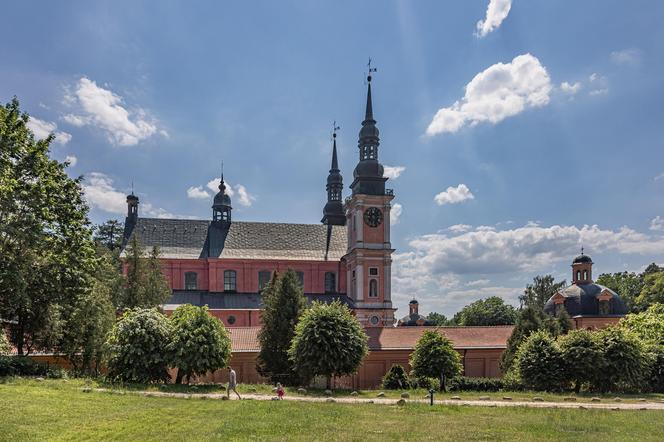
(122, 73, 397, 328)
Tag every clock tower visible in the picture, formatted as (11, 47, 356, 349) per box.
(345, 71, 396, 327)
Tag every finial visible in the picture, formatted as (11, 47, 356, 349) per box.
(367, 58, 377, 83)
(131, 180, 134, 196)
(581, 246, 584, 255)
(332, 120, 340, 139)
(219, 161, 226, 192)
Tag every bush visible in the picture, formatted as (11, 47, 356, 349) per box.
(0, 356, 64, 378)
(106, 308, 172, 384)
(382, 364, 409, 389)
(647, 345, 664, 393)
(168, 304, 232, 384)
(448, 376, 504, 392)
(0, 332, 10, 355)
(514, 330, 564, 392)
(558, 329, 603, 393)
(408, 374, 440, 391)
(595, 326, 649, 393)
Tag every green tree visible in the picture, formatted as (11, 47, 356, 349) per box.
(636, 271, 664, 309)
(621, 304, 664, 393)
(257, 270, 307, 385)
(289, 301, 368, 389)
(0, 98, 97, 355)
(453, 296, 517, 326)
(93, 220, 124, 251)
(382, 364, 410, 390)
(120, 237, 171, 309)
(596, 271, 644, 313)
(519, 275, 566, 310)
(594, 327, 649, 393)
(0, 331, 10, 355)
(514, 330, 564, 391)
(558, 330, 603, 393)
(501, 306, 560, 372)
(427, 312, 453, 326)
(106, 308, 172, 384)
(410, 330, 462, 392)
(556, 308, 573, 335)
(168, 304, 231, 384)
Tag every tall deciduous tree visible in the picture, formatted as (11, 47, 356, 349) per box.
(168, 304, 231, 384)
(257, 270, 306, 385)
(519, 275, 566, 310)
(636, 271, 664, 309)
(596, 271, 644, 313)
(427, 312, 453, 326)
(289, 301, 368, 389)
(0, 98, 97, 355)
(501, 306, 560, 372)
(453, 296, 517, 326)
(410, 330, 462, 392)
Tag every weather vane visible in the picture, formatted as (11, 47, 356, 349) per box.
(332, 120, 340, 139)
(367, 57, 377, 82)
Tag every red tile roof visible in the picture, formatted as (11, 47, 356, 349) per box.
(227, 325, 513, 353)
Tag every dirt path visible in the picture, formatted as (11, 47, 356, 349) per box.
(90, 388, 664, 410)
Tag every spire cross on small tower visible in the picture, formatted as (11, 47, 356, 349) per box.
(332, 121, 340, 139)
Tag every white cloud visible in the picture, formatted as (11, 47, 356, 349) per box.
(588, 73, 609, 96)
(651, 216, 664, 232)
(64, 155, 77, 167)
(82, 172, 127, 214)
(383, 165, 406, 179)
(391, 203, 403, 225)
(434, 184, 475, 206)
(655, 172, 664, 181)
(62, 77, 162, 146)
(475, 0, 512, 38)
(448, 224, 472, 233)
(235, 184, 256, 207)
(204, 178, 256, 207)
(467, 279, 490, 287)
(589, 88, 609, 96)
(610, 48, 642, 65)
(186, 186, 210, 200)
(426, 54, 551, 136)
(560, 81, 581, 95)
(26, 116, 72, 145)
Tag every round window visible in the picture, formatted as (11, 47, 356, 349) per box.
(370, 315, 380, 326)
(227, 315, 236, 325)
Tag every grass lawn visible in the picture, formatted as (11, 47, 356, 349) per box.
(2, 378, 663, 441)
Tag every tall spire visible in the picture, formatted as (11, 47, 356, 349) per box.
(331, 130, 339, 171)
(364, 77, 374, 122)
(322, 122, 345, 226)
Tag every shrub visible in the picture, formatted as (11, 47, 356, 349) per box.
(106, 308, 172, 384)
(558, 330, 603, 393)
(594, 326, 649, 393)
(0, 356, 64, 378)
(382, 364, 409, 389)
(514, 330, 564, 391)
(410, 330, 462, 391)
(408, 374, 440, 391)
(448, 376, 504, 392)
(646, 345, 664, 393)
(0, 332, 10, 355)
(168, 304, 232, 384)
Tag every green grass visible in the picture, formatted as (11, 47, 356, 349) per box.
(2, 378, 663, 441)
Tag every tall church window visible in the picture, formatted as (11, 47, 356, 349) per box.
(583, 270, 588, 280)
(258, 271, 272, 292)
(369, 279, 378, 298)
(296, 271, 305, 289)
(184, 272, 198, 290)
(324, 272, 336, 293)
(576, 270, 581, 281)
(224, 270, 237, 292)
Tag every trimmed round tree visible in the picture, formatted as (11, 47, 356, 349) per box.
(595, 326, 649, 392)
(257, 270, 307, 385)
(410, 330, 462, 391)
(106, 308, 172, 383)
(558, 329, 602, 393)
(169, 304, 232, 384)
(288, 300, 368, 389)
(514, 330, 564, 392)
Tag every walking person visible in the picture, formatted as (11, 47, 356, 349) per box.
(276, 383, 285, 400)
(227, 366, 241, 400)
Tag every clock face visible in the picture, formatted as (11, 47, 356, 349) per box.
(363, 207, 383, 227)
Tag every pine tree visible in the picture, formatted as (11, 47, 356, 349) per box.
(257, 270, 307, 385)
(121, 238, 170, 309)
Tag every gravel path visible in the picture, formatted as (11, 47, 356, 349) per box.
(89, 388, 664, 410)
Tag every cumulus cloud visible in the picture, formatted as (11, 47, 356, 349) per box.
(434, 184, 474, 206)
(204, 178, 256, 207)
(610, 48, 642, 65)
(186, 186, 210, 200)
(651, 216, 664, 232)
(383, 165, 406, 179)
(26, 116, 72, 145)
(655, 172, 664, 182)
(62, 77, 163, 146)
(588, 73, 609, 96)
(448, 224, 472, 233)
(391, 203, 403, 225)
(64, 155, 77, 167)
(426, 54, 552, 136)
(475, 0, 512, 38)
(560, 81, 581, 96)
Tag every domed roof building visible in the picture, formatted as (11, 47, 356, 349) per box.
(397, 299, 432, 326)
(544, 250, 628, 329)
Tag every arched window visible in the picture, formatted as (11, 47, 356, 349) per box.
(599, 299, 611, 315)
(224, 270, 237, 292)
(184, 272, 198, 290)
(576, 270, 581, 281)
(258, 270, 272, 291)
(369, 279, 378, 298)
(324, 272, 336, 293)
(583, 270, 588, 280)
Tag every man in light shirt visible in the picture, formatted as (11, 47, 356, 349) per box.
(227, 366, 241, 399)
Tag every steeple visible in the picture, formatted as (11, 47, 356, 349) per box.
(212, 164, 232, 224)
(350, 60, 387, 196)
(321, 124, 345, 226)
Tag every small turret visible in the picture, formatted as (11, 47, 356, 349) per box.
(212, 168, 232, 224)
(321, 127, 346, 226)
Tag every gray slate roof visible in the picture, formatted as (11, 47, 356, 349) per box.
(124, 218, 347, 261)
(544, 283, 628, 317)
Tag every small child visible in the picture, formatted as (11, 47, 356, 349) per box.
(276, 383, 285, 400)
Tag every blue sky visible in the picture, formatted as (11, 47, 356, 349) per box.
(2, 1, 663, 316)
